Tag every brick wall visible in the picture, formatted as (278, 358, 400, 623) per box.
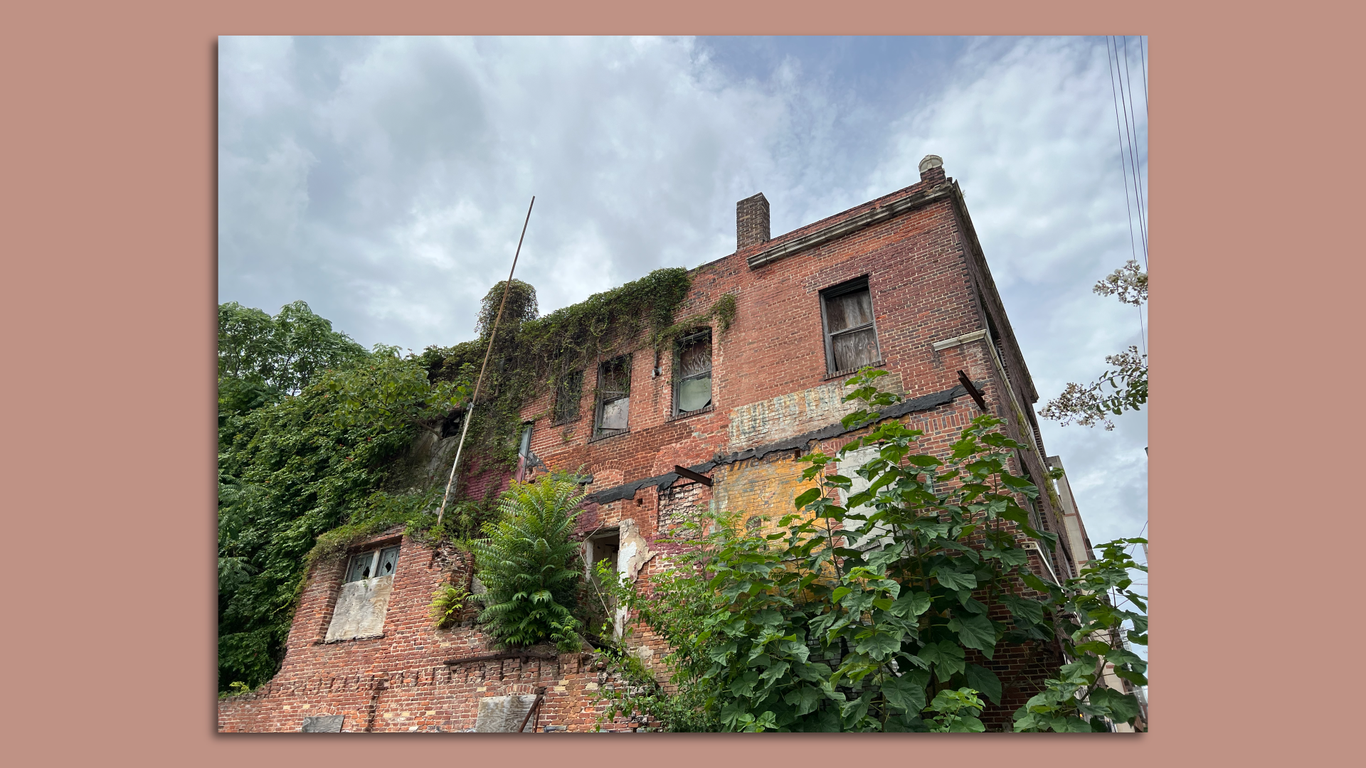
(223, 160, 1088, 732)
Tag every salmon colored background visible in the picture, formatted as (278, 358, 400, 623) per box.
(6, 0, 1356, 763)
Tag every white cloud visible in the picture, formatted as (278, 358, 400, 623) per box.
(218, 35, 1148, 552)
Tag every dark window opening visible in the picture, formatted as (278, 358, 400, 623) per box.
(552, 369, 582, 425)
(587, 529, 620, 579)
(673, 329, 713, 416)
(820, 276, 881, 376)
(594, 356, 631, 439)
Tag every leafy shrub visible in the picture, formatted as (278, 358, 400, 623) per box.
(471, 474, 586, 652)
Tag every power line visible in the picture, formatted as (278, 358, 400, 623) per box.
(1115, 36, 1148, 268)
(1122, 36, 1149, 263)
(1106, 37, 1141, 270)
(1127, 520, 1149, 555)
(1139, 36, 1149, 117)
(1137, 303, 1147, 356)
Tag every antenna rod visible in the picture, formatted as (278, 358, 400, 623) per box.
(437, 196, 535, 525)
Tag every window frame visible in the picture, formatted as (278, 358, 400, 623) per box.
(343, 544, 400, 584)
(819, 275, 883, 377)
(592, 355, 632, 440)
(671, 328, 714, 417)
(552, 369, 583, 425)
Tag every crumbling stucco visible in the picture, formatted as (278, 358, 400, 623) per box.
(325, 575, 394, 642)
(610, 518, 657, 640)
(727, 374, 904, 450)
(615, 518, 656, 582)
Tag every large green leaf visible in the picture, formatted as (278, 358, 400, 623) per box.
(965, 663, 1003, 705)
(948, 613, 997, 658)
(882, 670, 929, 714)
(933, 566, 978, 591)
(919, 641, 966, 680)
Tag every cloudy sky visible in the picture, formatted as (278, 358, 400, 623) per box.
(218, 35, 1148, 572)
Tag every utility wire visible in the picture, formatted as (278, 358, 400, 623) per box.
(1106, 37, 1141, 271)
(1139, 36, 1149, 117)
(1137, 304, 1147, 356)
(1115, 36, 1148, 267)
(1122, 36, 1149, 262)
(437, 196, 536, 525)
(1127, 520, 1149, 555)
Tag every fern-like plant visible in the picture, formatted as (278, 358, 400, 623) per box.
(430, 582, 469, 629)
(470, 474, 586, 652)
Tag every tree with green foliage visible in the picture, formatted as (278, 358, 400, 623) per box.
(471, 474, 587, 652)
(594, 368, 1146, 732)
(219, 300, 369, 400)
(1040, 260, 1148, 430)
(1011, 538, 1147, 732)
(218, 300, 468, 691)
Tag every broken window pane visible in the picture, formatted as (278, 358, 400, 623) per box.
(675, 331, 713, 414)
(595, 356, 631, 438)
(345, 552, 374, 583)
(377, 546, 399, 577)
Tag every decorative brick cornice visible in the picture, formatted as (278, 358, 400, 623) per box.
(746, 183, 952, 270)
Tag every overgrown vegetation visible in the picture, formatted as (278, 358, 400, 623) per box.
(219, 300, 368, 399)
(218, 331, 467, 691)
(218, 270, 702, 691)
(470, 474, 588, 652)
(592, 368, 1147, 732)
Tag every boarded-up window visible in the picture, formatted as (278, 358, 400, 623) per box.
(301, 715, 344, 732)
(673, 330, 713, 415)
(552, 369, 582, 424)
(821, 277, 881, 376)
(594, 356, 630, 439)
(474, 694, 541, 732)
(326, 545, 400, 642)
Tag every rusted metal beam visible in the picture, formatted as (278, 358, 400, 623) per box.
(673, 464, 713, 487)
(518, 687, 547, 733)
(957, 370, 988, 412)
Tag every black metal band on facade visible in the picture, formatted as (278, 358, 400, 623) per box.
(585, 381, 976, 505)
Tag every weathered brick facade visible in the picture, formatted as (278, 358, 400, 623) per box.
(220, 155, 1092, 732)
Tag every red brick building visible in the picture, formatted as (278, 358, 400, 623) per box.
(218, 155, 1095, 733)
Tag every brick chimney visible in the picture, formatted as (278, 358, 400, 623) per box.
(918, 154, 946, 183)
(736, 193, 770, 251)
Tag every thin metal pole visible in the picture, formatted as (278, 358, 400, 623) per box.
(437, 196, 535, 525)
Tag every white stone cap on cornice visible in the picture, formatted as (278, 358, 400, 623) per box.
(930, 329, 988, 351)
(918, 154, 944, 173)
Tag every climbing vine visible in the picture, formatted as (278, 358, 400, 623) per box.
(218, 268, 700, 692)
